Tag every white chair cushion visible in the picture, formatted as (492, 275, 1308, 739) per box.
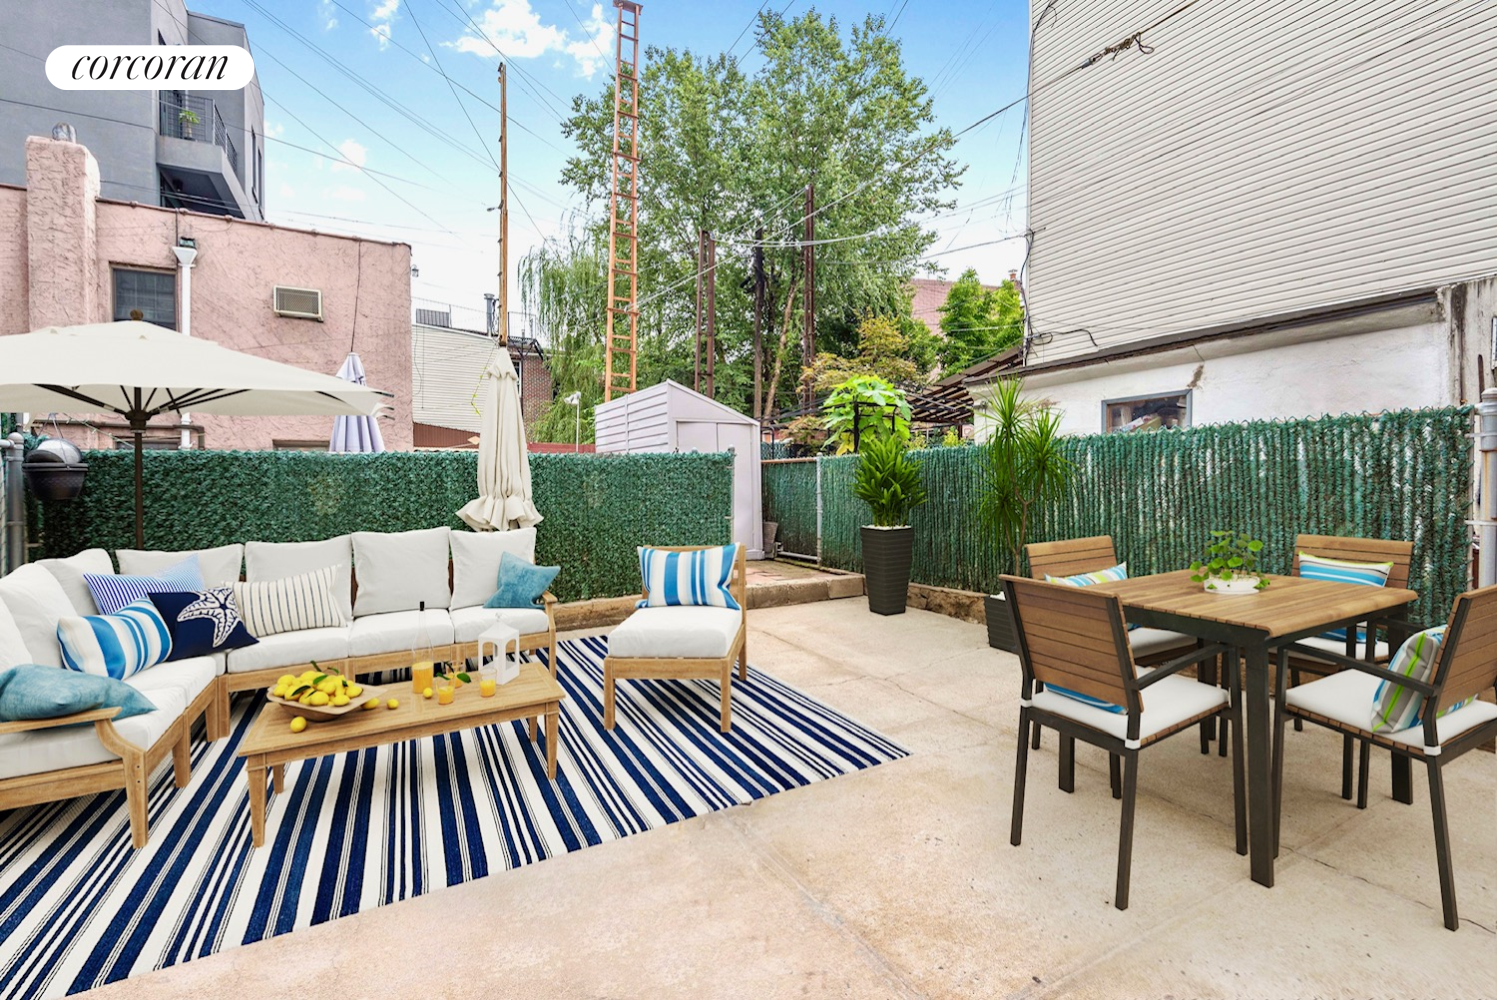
(352, 528, 452, 616)
(0, 686, 186, 780)
(348, 610, 455, 658)
(1294, 636, 1390, 662)
(0, 601, 34, 672)
(1284, 670, 1497, 747)
(125, 655, 217, 706)
(609, 606, 743, 660)
(245, 536, 354, 623)
(1126, 628, 1196, 658)
(225, 627, 349, 675)
(117, 544, 244, 589)
(35, 549, 114, 615)
(451, 605, 549, 642)
(450, 528, 537, 610)
(1032, 673, 1228, 743)
(0, 564, 77, 668)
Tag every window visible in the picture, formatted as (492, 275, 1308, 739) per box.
(113, 268, 176, 329)
(272, 439, 330, 452)
(1103, 391, 1191, 433)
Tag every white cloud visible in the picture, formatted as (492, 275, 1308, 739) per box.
(319, 0, 338, 30)
(331, 139, 367, 173)
(451, 0, 613, 78)
(327, 185, 367, 202)
(265, 120, 285, 138)
(370, 0, 398, 49)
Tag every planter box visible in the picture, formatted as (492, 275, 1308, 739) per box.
(861, 525, 913, 616)
(984, 592, 1018, 652)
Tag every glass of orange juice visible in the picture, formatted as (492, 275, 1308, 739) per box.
(411, 661, 434, 694)
(436, 681, 455, 705)
(479, 663, 497, 697)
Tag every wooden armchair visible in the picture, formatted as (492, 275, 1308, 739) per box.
(1274, 583, 1497, 930)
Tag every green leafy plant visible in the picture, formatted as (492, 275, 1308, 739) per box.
(786, 414, 826, 451)
(822, 375, 911, 455)
(1189, 531, 1269, 590)
(851, 434, 928, 527)
(977, 378, 1074, 576)
(177, 108, 201, 125)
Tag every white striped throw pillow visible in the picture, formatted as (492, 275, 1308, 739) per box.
(56, 599, 173, 679)
(637, 545, 741, 610)
(233, 565, 344, 637)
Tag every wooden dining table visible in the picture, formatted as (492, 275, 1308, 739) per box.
(1088, 569, 1419, 888)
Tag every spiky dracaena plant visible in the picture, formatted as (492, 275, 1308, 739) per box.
(977, 378, 1074, 576)
(851, 434, 929, 527)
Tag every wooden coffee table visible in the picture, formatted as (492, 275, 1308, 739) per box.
(238, 662, 565, 847)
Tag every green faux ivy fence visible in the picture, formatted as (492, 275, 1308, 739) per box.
(764, 408, 1474, 624)
(35, 450, 734, 603)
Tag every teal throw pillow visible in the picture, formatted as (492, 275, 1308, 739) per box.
(0, 665, 157, 723)
(484, 552, 560, 609)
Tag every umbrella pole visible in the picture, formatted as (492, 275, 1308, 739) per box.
(131, 416, 145, 550)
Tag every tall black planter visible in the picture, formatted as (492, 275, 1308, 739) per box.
(984, 593, 1018, 652)
(861, 525, 913, 616)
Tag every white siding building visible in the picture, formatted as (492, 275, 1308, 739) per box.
(977, 1, 1497, 435)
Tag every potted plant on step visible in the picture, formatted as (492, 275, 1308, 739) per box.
(978, 378, 1074, 651)
(1190, 531, 1270, 594)
(852, 434, 928, 615)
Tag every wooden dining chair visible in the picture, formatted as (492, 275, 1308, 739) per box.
(1004, 575, 1245, 911)
(1273, 583, 1497, 931)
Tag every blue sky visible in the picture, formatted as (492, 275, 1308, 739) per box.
(193, 0, 1033, 324)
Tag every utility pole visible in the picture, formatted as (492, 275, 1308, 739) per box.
(695, 228, 705, 393)
(693, 228, 717, 396)
(801, 182, 816, 412)
(704, 229, 716, 398)
(497, 62, 509, 346)
(752, 226, 764, 419)
(604, 0, 643, 400)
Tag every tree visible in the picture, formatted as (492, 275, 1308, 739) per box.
(557, 9, 963, 419)
(804, 313, 918, 392)
(520, 219, 607, 443)
(936, 269, 1025, 374)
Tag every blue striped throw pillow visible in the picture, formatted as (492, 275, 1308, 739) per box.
(637, 545, 741, 610)
(1371, 626, 1473, 733)
(1299, 552, 1392, 642)
(1042, 562, 1131, 711)
(83, 555, 205, 616)
(56, 599, 173, 680)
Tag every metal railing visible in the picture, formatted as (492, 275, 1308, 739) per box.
(158, 93, 239, 173)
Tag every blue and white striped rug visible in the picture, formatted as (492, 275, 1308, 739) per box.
(0, 636, 905, 999)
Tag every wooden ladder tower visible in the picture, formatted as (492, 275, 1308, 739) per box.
(604, 0, 643, 401)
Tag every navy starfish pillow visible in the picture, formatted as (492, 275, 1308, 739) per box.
(149, 588, 259, 661)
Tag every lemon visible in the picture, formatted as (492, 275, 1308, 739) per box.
(422, 686, 434, 699)
(362, 697, 380, 710)
(332, 694, 350, 707)
(316, 679, 338, 695)
(386, 698, 399, 710)
(289, 716, 307, 734)
(309, 691, 331, 707)
(277, 674, 296, 687)
(300, 670, 318, 683)
(298, 692, 315, 705)
(346, 684, 363, 698)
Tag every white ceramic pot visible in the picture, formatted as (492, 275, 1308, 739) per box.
(1204, 574, 1264, 595)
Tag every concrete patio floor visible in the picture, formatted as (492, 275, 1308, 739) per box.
(88, 600, 1496, 1000)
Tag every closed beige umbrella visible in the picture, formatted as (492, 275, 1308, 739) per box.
(457, 349, 542, 531)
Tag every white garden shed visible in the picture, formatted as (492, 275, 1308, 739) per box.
(595, 380, 764, 558)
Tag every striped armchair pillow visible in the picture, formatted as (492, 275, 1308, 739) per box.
(1298, 552, 1393, 642)
(56, 600, 172, 679)
(1371, 626, 1473, 732)
(83, 555, 205, 616)
(637, 545, 741, 611)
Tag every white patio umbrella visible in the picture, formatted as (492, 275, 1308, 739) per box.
(457, 349, 542, 531)
(0, 321, 388, 547)
(329, 352, 385, 454)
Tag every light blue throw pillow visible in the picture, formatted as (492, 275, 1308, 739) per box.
(0, 665, 156, 723)
(636, 544, 741, 610)
(56, 600, 173, 680)
(1298, 552, 1392, 642)
(83, 555, 205, 616)
(484, 552, 560, 609)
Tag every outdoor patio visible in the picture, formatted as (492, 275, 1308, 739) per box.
(79, 598, 1496, 1000)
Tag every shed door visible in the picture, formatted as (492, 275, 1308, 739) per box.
(677, 421, 760, 554)
(676, 421, 718, 454)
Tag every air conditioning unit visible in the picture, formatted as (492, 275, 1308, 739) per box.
(414, 307, 451, 328)
(272, 285, 323, 320)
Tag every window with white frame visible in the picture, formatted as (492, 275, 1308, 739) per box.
(113, 267, 176, 329)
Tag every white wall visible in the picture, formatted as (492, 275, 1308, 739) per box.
(979, 313, 1452, 438)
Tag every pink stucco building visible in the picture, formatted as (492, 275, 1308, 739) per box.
(0, 135, 412, 451)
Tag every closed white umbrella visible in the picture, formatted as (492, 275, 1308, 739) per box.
(457, 349, 542, 531)
(329, 352, 386, 454)
(0, 321, 388, 547)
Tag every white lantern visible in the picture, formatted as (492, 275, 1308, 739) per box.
(477, 621, 522, 685)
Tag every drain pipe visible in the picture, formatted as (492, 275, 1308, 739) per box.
(2, 432, 24, 573)
(1476, 387, 1497, 587)
(172, 240, 199, 449)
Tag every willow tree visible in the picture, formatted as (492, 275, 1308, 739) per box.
(519, 220, 608, 443)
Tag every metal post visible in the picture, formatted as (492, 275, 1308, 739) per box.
(814, 454, 823, 566)
(2, 432, 24, 573)
(1476, 386, 1497, 586)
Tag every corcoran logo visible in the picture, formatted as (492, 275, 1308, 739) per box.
(45, 45, 255, 91)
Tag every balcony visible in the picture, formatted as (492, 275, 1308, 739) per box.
(158, 93, 238, 172)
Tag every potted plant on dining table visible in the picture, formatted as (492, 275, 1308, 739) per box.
(1190, 530, 1270, 594)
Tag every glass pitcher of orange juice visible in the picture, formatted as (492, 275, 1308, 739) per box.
(411, 601, 436, 694)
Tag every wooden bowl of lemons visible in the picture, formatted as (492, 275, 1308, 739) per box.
(266, 666, 384, 719)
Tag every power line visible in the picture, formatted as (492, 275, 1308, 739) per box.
(403, 0, 499, 175)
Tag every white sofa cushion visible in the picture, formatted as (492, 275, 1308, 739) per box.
(118, 544, 244, 589)
(225, 626, 349, 675)
(125, 655, 217, 707)
(35, 549, 114, 615)
(348, 610, 455, 658)
(451, 605, 549, 643)
(1285, 669, 1497, 748)
(1294, 635, 1390, 663)
(609, 606, 743, 660)
(450, 528, 537, 610)
(352, 528, 452, 616)
(245, 536, 354, 623)
(0, 685, 186, 780)
(0, 601, 35, 671)
(0, 565, 77, 668)
(1032, 673, 1228, 744)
